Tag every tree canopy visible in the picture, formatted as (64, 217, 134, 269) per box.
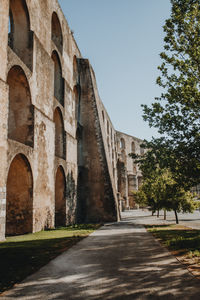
(142, 0, 200, 186)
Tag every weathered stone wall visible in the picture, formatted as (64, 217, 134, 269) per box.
(0, 0, 81, 240)
(0, 0, 142, 240)
(116, 132, 143, 209)
(77, 59, 119, 223)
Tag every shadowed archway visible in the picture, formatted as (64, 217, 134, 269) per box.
(6, 154, 33, 235)
(55, 166, 66, 227)
(9, 0, 33, 69)
(7, 65, 34, 147)
(51, 12, 63, 53)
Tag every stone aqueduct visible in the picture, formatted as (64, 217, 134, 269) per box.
(0, 0, 143, 241)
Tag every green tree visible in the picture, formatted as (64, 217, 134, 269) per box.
(134, 166, 197, 224)
(142, 0, 200, 185)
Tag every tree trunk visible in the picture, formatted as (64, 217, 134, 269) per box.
(164, 209, 166, 220)
(174, 210, 179, 224)
(157, 210, 159, 218)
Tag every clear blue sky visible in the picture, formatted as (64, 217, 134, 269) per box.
(59, 0, 171, 140)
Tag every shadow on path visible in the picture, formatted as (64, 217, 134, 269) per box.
(2, 211, 200, 300)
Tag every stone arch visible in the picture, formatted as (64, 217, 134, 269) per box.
(6, 153, 33, 235)
(107, 137, 110, 155)
(121, 149, 126, 163)
(52, 50, 64, 106)
(107, 121, 109, 135)
(7, 65, 34, 147)
(131, 141, 135, 153)
(51, 12, 63, 54)
(120, 138, 125, 149)
(8, 10, 12, 34)
(73, 85, 79, 121)
(73, 55, 78, 84)
(102, 111, 105, 123)
(140, 144, 144, 155)
(55, 166, 66, 227)
(54, 107, 65, 159)
(9, 0, 33, 69)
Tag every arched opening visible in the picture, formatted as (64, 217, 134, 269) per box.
(140, 144, 145, 155)
(51, 12, 63, 54)
(52, 51, 64, 106)
(6, 154, 33, 235)
(131, 141, 135, 153)
(117, 160, 126, 197)
(55, 166, 66, 227)
(7, 66, 34, 147)
(102, 111, 105, 123)
(107, 121, 109, 135)
(54, 107, 65, 159)
(120, 138, 125, 149)
(121, 149, 126, 163)
(73, 85, 79, 121)
(8, 13, 11, 34)
(112, 161, 115, 179)
(9, 0, 33, 70)
(107, 137, 110, 156)
(73, 56, 78, 84)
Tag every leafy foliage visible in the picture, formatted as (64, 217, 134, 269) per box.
(133, 164, 197, 223)
(142, 0, 200, 185)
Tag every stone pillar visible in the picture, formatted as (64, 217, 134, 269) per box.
(0, 0, 9, 241)
(0, 187, 6, 240)
(0, 80, 9, 241)
(128, 174, 137, 208)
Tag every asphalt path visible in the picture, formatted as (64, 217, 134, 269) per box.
(2, 210, 200, 300)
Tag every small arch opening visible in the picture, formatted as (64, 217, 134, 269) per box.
(52, 51, 64, 106)
(107, 121, 109, 135)
(131, 142, 135, 154)
(102, 111, 105, 123)
(54, 107, 65, 159)
(140, 144, 145, 155)
(9, 0, 33, 69)
(51, 12, 63, 53)
(73, 56, 78, 84)
(73, 85, 79, 121)
(121, 149, 126, 163)
(55, 166, 66, 227)
(120, 138, 125, 149)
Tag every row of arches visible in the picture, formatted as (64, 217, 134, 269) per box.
(8, 0, 64, 69)
(120, 138, 136, 152)
(8, 0, 68, 108)
(9, 0, 79, 117)
(6, 153, 67, 235)
(119, 138, 144, 155)
(7, 65, 66, 159)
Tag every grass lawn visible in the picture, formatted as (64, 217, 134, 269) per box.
(146, 224, 200, 278)
(0, 224, 100, 294)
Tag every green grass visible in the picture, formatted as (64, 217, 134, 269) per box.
(0, 224, 100, 293)
(146, 224, 200, 256)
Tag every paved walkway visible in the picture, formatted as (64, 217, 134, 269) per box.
(132, 209, 200, 230)
(2, 210, 200, 300)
